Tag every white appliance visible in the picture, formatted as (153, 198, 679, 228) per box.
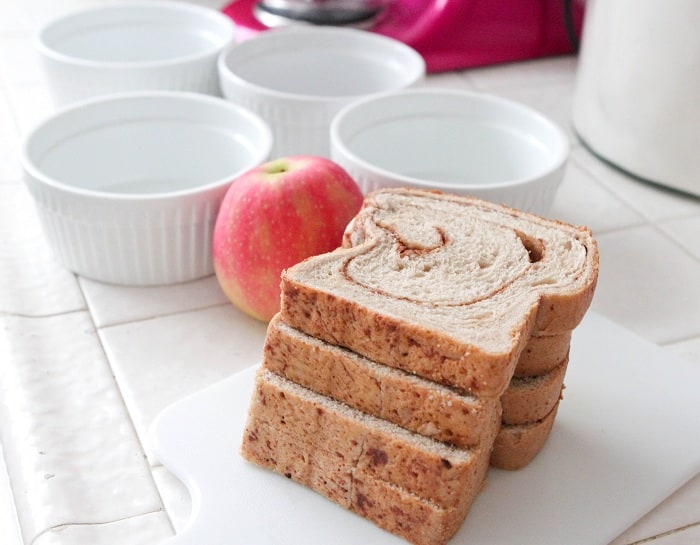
(572, 0, 700, 197)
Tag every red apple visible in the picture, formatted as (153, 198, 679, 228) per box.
(212, 156, 364, 322)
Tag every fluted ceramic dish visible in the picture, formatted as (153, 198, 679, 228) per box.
(21, 91, 272, 286)
(36, 1, 235, 106)
(217, 26, 425, 158)
(330, 88, 569, 216)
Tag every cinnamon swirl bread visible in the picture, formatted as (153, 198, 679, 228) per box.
(280, 188, 598, 397)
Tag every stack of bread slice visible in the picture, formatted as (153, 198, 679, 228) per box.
(493, 330, 572, 469)
(241, 188, 599, 545)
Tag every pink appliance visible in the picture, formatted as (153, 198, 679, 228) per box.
(222, 0, 584, 73)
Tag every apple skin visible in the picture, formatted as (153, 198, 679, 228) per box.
(212, 156, 364, 322)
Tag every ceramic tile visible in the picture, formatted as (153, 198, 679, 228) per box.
(184, 0, 232, 9)
(6, 81, 53, 134)
(610, 474, 700, 545)
(80, 275, 230, 328)
(0, 88, 22, 183)
(0, 312, 164, 544)
(0, 0, 226, 37)
(418, 71, 474, 90)
(32, 511, 173, 545)
(0, 31, 43, 86)
(0, 184, 86, 317)
(0, 0, 104, 33)
(658, 215, 700, 261)
(573, 146, 700, 223)
(466, 55, 578, 92)
(0, 443, 22, 545)
(151, 466, 192, 533)
(0, 1, 32, 33)
(591, 225, 700, 344)
(99, 304, 268, 461)
(484, 79, 579, 144)
(548, 157, 644, 233)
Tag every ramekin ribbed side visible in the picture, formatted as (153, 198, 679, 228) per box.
(25, 179, 226, 286)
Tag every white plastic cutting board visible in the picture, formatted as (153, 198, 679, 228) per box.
(150, 312, 700, 545)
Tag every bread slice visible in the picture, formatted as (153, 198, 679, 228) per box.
(491, 402, 560, 470)
(242, 368, 496, 508)
(516, 331, 571, 377)
(263, 315, 502, 449)
(350, 471, 474, 545)
(244, 428, 475, 545)
(241, 369, 493, 545)
(500, 356, 567, 425)
(281, 189, 598, 397)
(264, 314, 565, 432)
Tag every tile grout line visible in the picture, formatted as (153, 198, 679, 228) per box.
(81, 291, 179, 537)
(1, 297, 178, 541)
(95, 299, 233, 331)
(28, 509, 171, 545)
(0, 307, 88, 321)
(651, 219, 700, 266)
(571, 146, 700, 226)
(569, 151, 700, 264)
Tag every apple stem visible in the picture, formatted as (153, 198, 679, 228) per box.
(265, 160, 289, 175)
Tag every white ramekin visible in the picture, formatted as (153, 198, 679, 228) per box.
(217, 26, 425, 158)
(36, 1, 236, 107)
(21, 92, 272, 286)
(330, 88, 570, 216)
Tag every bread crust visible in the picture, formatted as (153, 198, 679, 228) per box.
(243, 424, 475, 545)
(281, 188, 598, 397)
(242, 369, 495, 510)
(351, 472, 472, 545)
(264, 314, 566, 439)
(500, 355, 568, 425)
(263, 315, 502, 448)
(515, 331, 571, 377)
(241, 369, 491, 545)
(281, 278, 535, 396)
(490, 403, 560, 470)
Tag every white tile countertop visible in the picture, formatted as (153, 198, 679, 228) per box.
(1, 1, 700, 545)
